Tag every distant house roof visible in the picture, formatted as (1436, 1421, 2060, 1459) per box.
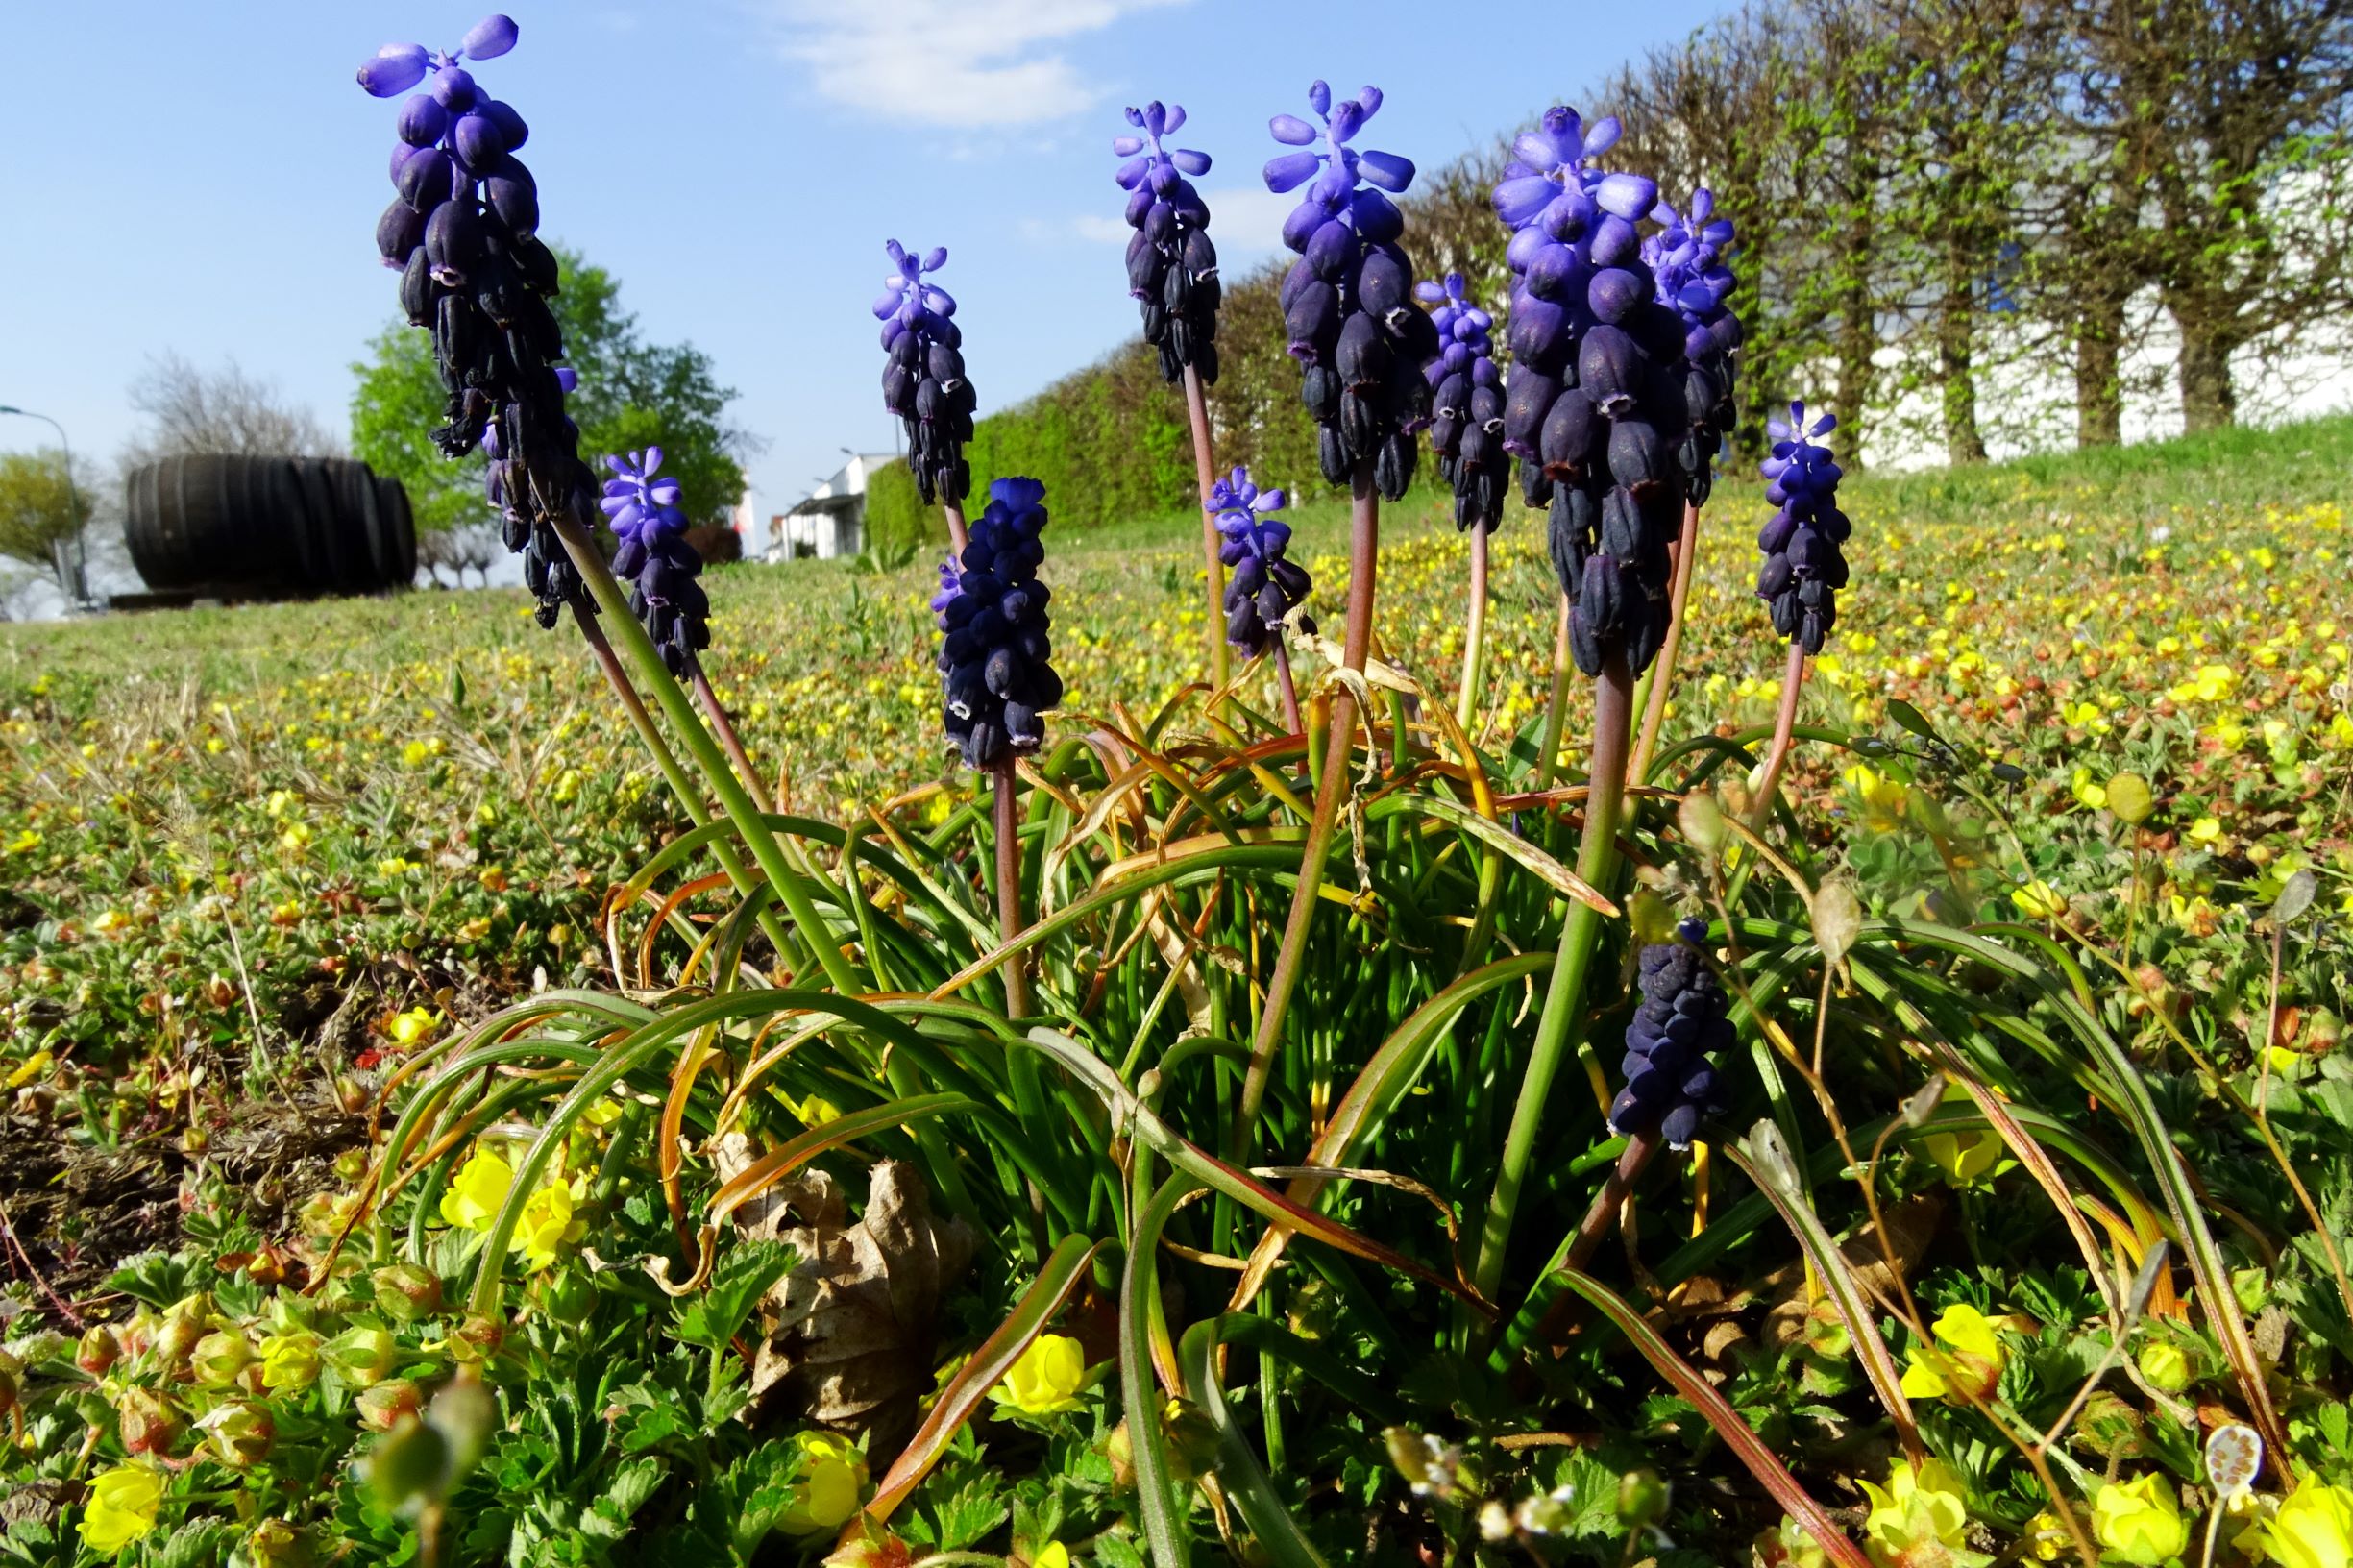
(784, 453, 901, 518)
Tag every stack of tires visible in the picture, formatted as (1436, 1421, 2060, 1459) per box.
(124, 455, 417, 600)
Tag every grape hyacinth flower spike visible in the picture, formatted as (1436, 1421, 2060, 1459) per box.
(1643, 189, 1741, 507)
(1608, 919, 1733, 1151)
(1630, 189, 1742, 779)
(1115, 102, 1221, 384)
(1210, 467, 1308, 655)
(1755, 402, 1850, 654)
(601, 447, 709, 676)
(875, 242, 976, 527)
(357, 14, 585, 627)
(1490, 104, 1689, 679)
(1475, 105, 1701, 1310)
(1233, 83, 1437, 1154)
(1417, 273, 1506, 534)
(1747, 401, 1849, 826)
(935, 478, 1062, 771)
(1266, 81, 1437, 498)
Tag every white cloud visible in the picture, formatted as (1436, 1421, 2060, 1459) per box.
(750, 0, 1189, 128)
(1199, 185, 1294, 259)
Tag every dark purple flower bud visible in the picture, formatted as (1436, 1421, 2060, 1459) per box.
(398, 93, 448, 147)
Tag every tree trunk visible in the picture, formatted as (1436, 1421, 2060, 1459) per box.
(1938, 277, 1988, 465)
(2174, 308, 2239, 432)
(2074, 282, 2126, 447)
(1835, 250, 1876, 470)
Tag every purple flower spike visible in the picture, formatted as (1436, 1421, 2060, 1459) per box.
(1492, 104, 1711, 677)
(355, 13, 589, 629)
(1609, 939, 1733, 1151)
(1113, 100, 1222, 384)
(1417, 274, 1507, 534)
(877, 240, 975, 507)
(935, 478, 1062, 769)
(1208, 466, 1311, 655)
(1754, 400, 1849, 654)
(602, 447, 709, 675)
(1265, 82, 1435, 499)
(1642, 185, 1743, 505)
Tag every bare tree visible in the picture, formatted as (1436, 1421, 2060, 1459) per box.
(121, 354, 341, 466)
(417, 522, 501, 588)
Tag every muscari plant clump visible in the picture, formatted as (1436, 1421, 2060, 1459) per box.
(934, 477, 1062, 769)
(1208, 466, 1309, 655)
(1266, 82, 1437, 497)
(1492, 106, 1692, 676)
(1418, 272, 1507, 533)
(1115, 101, 1223, 385)
(876, 241, 976, 508)
(1756, 400, 1851, 653)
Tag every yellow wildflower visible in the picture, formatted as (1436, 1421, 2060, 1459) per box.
(2188, 817, 2223, 845)
(1900, 1303, 2007, 1403)
(1922, 1128, 2005, 1188)
(438, 1146, 515, 1232)
(77, 1465, 164, 1556)
(777, 1431, 869, 1534)
(2011, 880, 2067, 919)
(2093, 1474, 2188, 1566)
(992, 1333, 1090, 1416)
(1844, 764, 1911, 831)
(2258, 1483, 2353, 1568)
(1859, 1458, 1970, 1568)
(388, 1007, 440, 1047)
(2022, 1511, 2072, 1563)
(512, 1176, 586, 1272)
(1032, 1546, 1071, 1568)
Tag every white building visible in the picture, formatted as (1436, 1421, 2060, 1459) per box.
(769, 452, 897, 562)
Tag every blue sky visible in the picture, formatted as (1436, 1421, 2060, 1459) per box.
(2, 0, 1728, 527)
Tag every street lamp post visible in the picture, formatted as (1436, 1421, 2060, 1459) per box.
(0, 404, 90, 609)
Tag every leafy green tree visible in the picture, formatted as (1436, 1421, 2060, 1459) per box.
(349, 246, 749, 534)
(0, 449, 93, 573)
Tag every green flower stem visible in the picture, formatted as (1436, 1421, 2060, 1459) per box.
(551, 509, 863, 995)
(568, 600, 796, 967)
(1630, 502, 1703, 781)
(993, 755, 1030, 1019)
(1182, 365, 1234, 725)
(1474, 650, 1632, 1306)
(689, 662, 772, 813)
(1231, 463, 1379, 1157)
(1534, 594, 1574, 789)
(1455, 522, 1491, 732)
